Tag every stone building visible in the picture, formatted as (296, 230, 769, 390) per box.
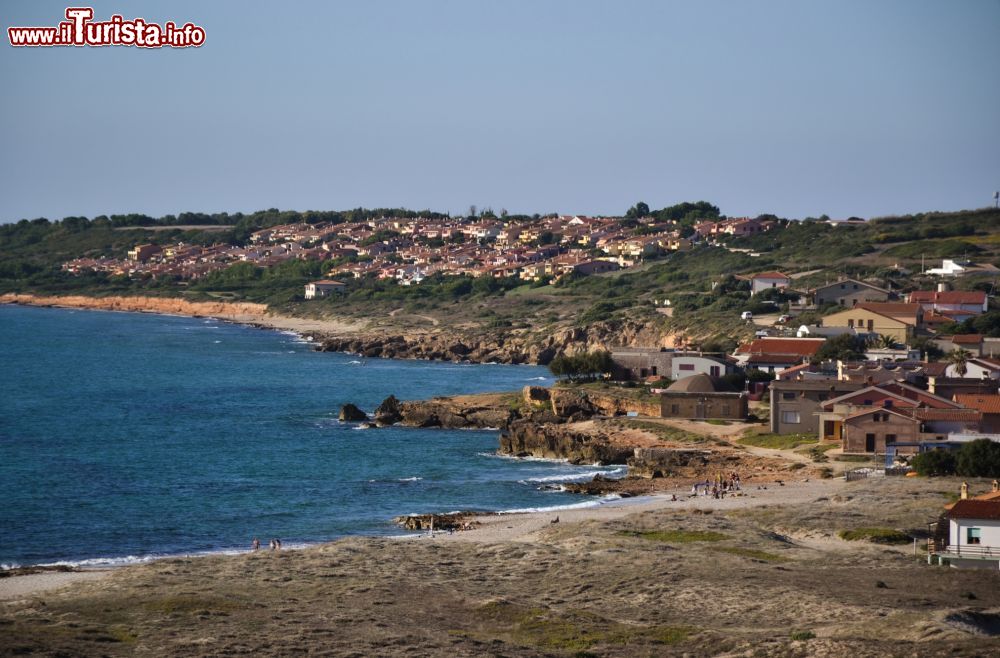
(659, 374, 747, 420)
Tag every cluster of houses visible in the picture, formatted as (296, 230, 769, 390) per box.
(614, 271, 998, 457)
(63, 213, 748, 287)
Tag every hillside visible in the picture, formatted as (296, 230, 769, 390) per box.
(2, 207, 999, 358)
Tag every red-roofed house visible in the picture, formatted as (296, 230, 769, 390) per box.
(907, 290, 988, 318)
(734, 338, 825, 375)
(749, 271, 792, 294)
(954, 394, 1000, 432)
(930, 495, 1000, 568)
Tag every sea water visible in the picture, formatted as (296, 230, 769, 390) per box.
(0, 305, 621, 568)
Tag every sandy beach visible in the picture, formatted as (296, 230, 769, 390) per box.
(0, 293, 367, 338)
(0, 477, 839, 601)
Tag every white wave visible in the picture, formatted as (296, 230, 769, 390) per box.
(521, 468, 625, 484)
(476, 452, 569, 463)
(213, 340, 222, 344)
(525, 376, 548, 381)
(497, 495, 622, 515)
(348, 360, 362, 365)
(398, 476, 423, 482)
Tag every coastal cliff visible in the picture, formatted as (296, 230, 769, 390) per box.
(3, 293, 680, 366)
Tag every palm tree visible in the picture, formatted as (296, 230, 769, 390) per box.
(946, 348, 973, 377)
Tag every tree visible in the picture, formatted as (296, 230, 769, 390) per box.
(625, 201, 650, 219)
(813, 334, 867, 362)
(956, 439, 1000, 477)
(866, 334, 897, 349)
(911, 449, 957, 476)
(946, 348, 973, 377)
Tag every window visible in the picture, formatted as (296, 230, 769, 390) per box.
(781, 411, 800, 424)
(848, 319, 854, 328)
(782, 392, 796, 400)
(967, 528, 981, 545)
(670, 404, 679, 415)
(884, 400, 893, 409)
(679, 364, 694, 371)
(853, 284, 859, 290)
(885, 434, 896, 444)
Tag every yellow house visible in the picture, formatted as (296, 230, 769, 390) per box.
(822, 302, 923, 343)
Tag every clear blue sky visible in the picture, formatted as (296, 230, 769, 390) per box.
(1, 0, 998, 222)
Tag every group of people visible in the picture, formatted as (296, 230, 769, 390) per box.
(691, 471, 743, 500)
(250, 537, 282, 551)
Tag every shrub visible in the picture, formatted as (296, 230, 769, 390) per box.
(911, 449, 957, 476)
(956, 439, 1000, 477)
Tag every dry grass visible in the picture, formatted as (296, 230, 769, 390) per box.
(3, 477, 999, 656)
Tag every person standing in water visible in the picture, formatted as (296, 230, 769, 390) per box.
(251, 537, 260, 551)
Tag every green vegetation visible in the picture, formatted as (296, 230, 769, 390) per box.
(740, 430, 816, 450)
(619, 529, 729, 543)
(548, 351, 615, 381)
(790, 630, 816, 641)
(813, 334, 867, 362)
(837, 528, 910, 544)
(472, 601, 691, 652)
(911, 440, 1000, 477)
(612, 420, 707, 443)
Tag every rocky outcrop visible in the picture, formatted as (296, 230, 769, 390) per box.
(316, 317, 675, 366)
(627, 447, 713, 479)
(397, 399, 520, 430)
(392, 512, 479, 531)
(374, 395, 403, 427)
(499, 420, 634, 465)
(339, 403, 369, 422)
(549, 388, 660, 418)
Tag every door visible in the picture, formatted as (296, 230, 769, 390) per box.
(865, 433, 876, 452)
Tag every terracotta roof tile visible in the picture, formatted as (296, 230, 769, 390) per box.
(947, 499, 1000, 521)
(954, 394, 1000, 414)
(909, 290, 987, 305)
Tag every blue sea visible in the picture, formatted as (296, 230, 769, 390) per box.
(0, 304, 623, 568)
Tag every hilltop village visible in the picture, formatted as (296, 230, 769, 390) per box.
(61, 212, 769, 283)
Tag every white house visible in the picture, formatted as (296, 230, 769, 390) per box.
(945, 357, 1000, 380)
(934, 493, 1000, 569)
(304, 280, 346, 299)
(670, 354, 733, 380)
(749, 271, 791, 294)
(926, 259, 971, 277)
(908, 290, 988, 317)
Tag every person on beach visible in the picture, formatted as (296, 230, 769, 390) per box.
(269, 539, 276, 551)
(251, 537, 260, 551)
(275, 538, 282, 550)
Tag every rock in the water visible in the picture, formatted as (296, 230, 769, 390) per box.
(339, 403, 369, 422)
(374, 395, 403, 425)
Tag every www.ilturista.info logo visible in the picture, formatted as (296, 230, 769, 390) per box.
(8, 7, 205, 48)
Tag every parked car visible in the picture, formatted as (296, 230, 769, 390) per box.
(740, 311, 753, 321)
(777, 314, 792, 324)
(755, 330, 770, 338)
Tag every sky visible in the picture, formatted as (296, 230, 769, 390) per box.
(1, 0, 998, 223)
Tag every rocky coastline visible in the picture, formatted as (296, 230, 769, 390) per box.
(2, 293, 676, 366)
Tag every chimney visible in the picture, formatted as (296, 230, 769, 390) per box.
(961, 481, 969, 500)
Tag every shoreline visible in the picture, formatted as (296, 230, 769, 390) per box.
(1, 476, 841, 602)
(0, 292, 368, 342)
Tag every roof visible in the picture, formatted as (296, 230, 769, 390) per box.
(857, 302, 923, 324)
(750, 271, 790, 280)
(666, 374, 716, 393)
(310, 279, 346, 285)
(908, 290, 987, 305)
(954, 394, 1000, 414)
(910, 408, 982, 422)
(951, 334, 984, 345)
(843, 406, 916, 423)
(739, 338, 826, 357)
(747, 354, 808, 365)
(947, 499, 1000, 521)
(812, 278, 890, 294)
